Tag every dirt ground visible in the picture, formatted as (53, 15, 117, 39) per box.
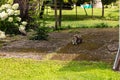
(0, 28, 119, 63)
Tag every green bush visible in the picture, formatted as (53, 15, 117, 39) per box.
(29, 18, 50, 40)
(30, 27, 49, 40)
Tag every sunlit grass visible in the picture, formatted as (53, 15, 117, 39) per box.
(45, 7, 118, 28)
(0, 58, 120, 80)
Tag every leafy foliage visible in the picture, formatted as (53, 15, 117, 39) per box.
(101, 0, 117, 5)
(29, 17, 49, 40)
(0, 3, 27, 35)
(30, 26, 49, 40)
(0, 0, 7, 6)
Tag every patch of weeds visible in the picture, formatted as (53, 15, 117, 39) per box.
(93, 23, 109, 28)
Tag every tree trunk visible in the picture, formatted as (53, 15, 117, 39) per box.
(102, 3, 104, 17)
(83, 7, 88, 16)
(91, 0, 93, 17)
(58, 0, 62, 27)
(14, 0, 29, 20)
(39, 1, 45, 18)
(75, 4, 77, 19)
(54, 0, 58, 30)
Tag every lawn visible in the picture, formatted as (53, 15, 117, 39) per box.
(0, 58, 120, 80)
(45, 7, 118, 28)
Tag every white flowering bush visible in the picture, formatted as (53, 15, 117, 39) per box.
(0, 3, 27, 34)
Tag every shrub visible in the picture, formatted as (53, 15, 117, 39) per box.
(31, 27, 49, 40)
(0, 3, 27, 35)
(29, 18, 49, 40)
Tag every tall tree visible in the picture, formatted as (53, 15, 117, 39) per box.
(39, 0, 45, 18)
(14, 0, 29, 20)
(101, 0, 117, 17)
(72, 0, 78, 19)
(90, 0, 93, 17)
(58, 0, 63, 27)
(54, 0, 58, 30)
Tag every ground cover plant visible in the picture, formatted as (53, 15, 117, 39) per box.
(0, 58, 120, 80)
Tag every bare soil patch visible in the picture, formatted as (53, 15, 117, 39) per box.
(0, 28, 119, 62)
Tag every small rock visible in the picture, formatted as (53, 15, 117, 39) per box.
(107, 42, 118, 52)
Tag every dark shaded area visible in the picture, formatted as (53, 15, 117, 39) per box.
(46, 15, 107, 21)
(14, 0, 29, 20)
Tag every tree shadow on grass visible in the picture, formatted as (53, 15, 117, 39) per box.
(59, 60, 111, 72)
(46, 15, 104, 21)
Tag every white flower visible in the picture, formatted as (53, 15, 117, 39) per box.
(6, 9, 14, 15)
(0, 30, 6, 39)
(16, 17, 21, 22)
(0, 7, 3, 11)
(12, 3, 19, 10)
(1, 5, 6, 10)
(14, 10, 20, 15)
(19, 25, 25, 31)
(0, 11, 8, 20)
(22, 21, 27, 26)
(19, 25, 26, 35)
(4, 4, 12, 9)
(14, 23, 19, 26)
(8, 17, 13, 22)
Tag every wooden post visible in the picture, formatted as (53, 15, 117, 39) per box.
(113, 47, 120, 71)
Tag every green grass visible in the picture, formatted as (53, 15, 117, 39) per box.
(44, 7, 118, 28)
(0, 58, 120, 80)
